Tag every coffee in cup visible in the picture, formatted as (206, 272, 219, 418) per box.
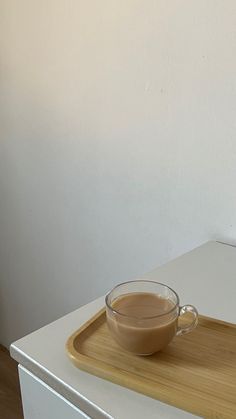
(105, 280, 198, 355)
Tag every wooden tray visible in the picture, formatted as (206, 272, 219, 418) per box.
(66, 308, 236, 418)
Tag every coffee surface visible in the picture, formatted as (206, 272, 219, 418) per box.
(112, 292, 174, 318)
(106, 292, 178, 354)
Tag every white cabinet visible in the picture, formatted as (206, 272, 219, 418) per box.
(11, 243, 236, 419)
(19, 365, 89, 419)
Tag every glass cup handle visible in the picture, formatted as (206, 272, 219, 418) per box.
(176, 305, 198, 336)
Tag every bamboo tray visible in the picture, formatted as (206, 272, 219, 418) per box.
(66, 308, 236, 418)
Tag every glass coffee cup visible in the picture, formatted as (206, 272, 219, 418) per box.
(105, 280, 198, 355)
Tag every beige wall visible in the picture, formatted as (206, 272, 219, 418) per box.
(1, 1, 236, 346)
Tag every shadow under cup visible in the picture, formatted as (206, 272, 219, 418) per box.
(105, 280, 198, 356)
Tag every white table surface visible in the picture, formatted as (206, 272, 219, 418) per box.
(10, 241, 236, 419)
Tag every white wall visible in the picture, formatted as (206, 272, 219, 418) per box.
(1, 0, 236, 347)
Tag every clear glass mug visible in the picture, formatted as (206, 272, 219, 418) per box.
(105, 280, 198, 355)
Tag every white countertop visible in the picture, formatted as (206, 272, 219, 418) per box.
(11, 241, 236, 419)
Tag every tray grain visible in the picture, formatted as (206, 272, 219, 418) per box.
(66, 308, 236, 418)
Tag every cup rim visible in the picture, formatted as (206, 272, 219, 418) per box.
(105, 279, 180, 320)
